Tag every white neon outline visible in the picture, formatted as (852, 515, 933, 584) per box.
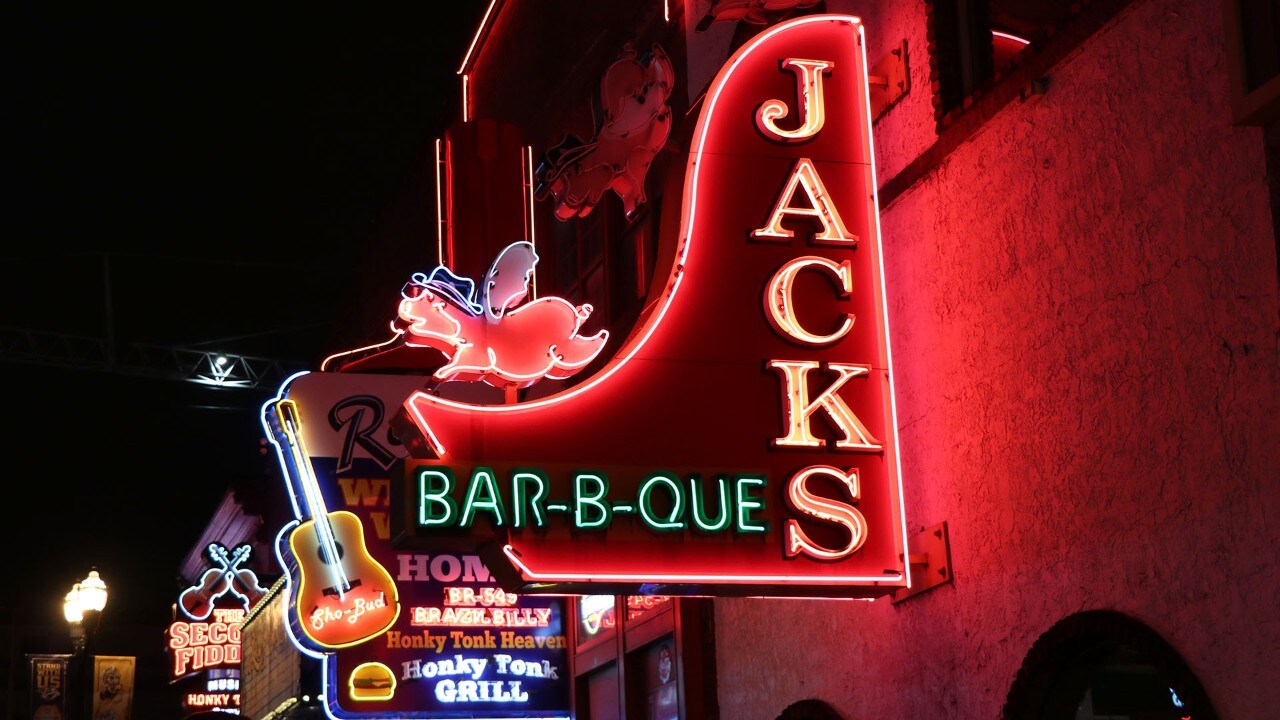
(276, 398, 352, 599)
(212, 544, 266, 608)
(407, 15, 911, 592)
(664, 0, 670, 22)
(457, 0, 501, 74)
(502, 544, 902, 585)
(751, 157, 858, 243)
(756, 58, 834, 141)
(484, 241, 538, 320)
(992, 29, 1031, 46)
(261, 373, 310, 520)
(177, 543, 261, 620)
(261, 375, 330, 663)
(784, 465, 868, 560)
(856, 21, 913, 588)
(765, 256, 855, 345)
(177, 547, 238, 621)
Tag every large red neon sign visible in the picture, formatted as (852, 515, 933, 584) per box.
(397, 15, 908, 598)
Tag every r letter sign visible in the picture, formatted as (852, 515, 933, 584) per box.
(399, 15, 909, 598)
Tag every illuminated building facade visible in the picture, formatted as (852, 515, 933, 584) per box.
(248, 1, 1280, 719)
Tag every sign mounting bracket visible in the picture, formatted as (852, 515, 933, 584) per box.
(891, 522, 952, 604)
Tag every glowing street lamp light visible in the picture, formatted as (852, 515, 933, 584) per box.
(77, 570, 108, 613)
(63, 583, 83, 624)
(64, 569, 108, 655)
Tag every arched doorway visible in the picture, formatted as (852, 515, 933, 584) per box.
(776, 698, 845, 720)
(1002, 610, 1218, 720)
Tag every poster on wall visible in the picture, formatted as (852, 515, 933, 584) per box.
(28, 654, 69, 720)
(92, 656, 134, 720)
(262, 372, 571, 718)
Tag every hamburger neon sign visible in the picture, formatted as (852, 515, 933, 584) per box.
(398, 14, 911, 598)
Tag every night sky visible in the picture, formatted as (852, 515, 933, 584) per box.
(1, 1, 488, 700)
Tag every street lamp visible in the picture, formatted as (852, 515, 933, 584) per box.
(64, 571, 108, 652)
(63, 569, 108, 720)
(77, 570, 107, 656)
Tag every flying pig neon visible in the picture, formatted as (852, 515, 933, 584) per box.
(398, 242, 609, 389)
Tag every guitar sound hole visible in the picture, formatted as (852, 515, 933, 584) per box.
(318, 541, 345, 564)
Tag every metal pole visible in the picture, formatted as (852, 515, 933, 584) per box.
(78, 609, 101, 720)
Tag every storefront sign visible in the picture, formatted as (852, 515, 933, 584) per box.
(261, 373, 571, 719)
(168, 608, 244, 678)
(169, 543, 262, 689)
(170, 545, 256, 714)
(185, 689, 240, 712)
(397, 15, 909, 598)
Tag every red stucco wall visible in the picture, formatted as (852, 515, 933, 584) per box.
(710, 0, 1280, 717)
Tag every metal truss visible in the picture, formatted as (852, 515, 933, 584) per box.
(0, 326, 306, 391)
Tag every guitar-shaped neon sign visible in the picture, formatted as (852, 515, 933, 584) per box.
(270, 398, 400, 649)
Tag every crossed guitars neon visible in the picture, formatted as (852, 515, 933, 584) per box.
(178, 543, 267, 620)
